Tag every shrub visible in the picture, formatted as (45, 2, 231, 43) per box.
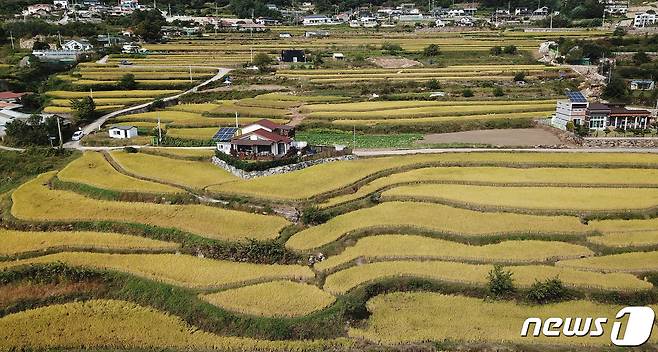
(462, 88, 474, 97)
(118, 73, 137, 90)
(301, 206, 330, 225)
(489, 46, 502, 55)
(426, 79, 441, 90)
(124, 146, 138, 153)
(513, 72, 526, 82)
(381, 42, 403, 55)
(527, 277, 568, 304)
(423, 44, 441, 57)
(503, 45, 518, 55)
(566, 121, 575, 132)
(493, 87, 505, 97)
(487, 265, 515, 298)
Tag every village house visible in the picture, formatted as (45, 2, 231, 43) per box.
(552, 91, 589, 130)
(553, 92, 652, 131)
(0, 91, 30, 104)
(108, 125, 138, 139)
(214, 119, 295, 158)
(61, 39, 94, 51)
(281, 50, 306, 63)
(629, 79, 655, 91)
(634, 12, 656, 27)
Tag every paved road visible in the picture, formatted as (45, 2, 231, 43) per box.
(354, 147, 658, 156)
(63, 67, 230, 149)
(0, 145, 25, 152)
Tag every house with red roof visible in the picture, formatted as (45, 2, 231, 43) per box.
(0, 91, 30, 103)
(213, 119, 296, 157)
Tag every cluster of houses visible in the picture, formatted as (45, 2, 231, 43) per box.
(19, 0, 152, 22)
(552, 91, 652, 132)
(0, 91, 61, 139)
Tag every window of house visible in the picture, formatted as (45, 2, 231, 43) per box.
(589, 116, 605, 129)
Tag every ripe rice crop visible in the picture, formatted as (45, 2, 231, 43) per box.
(303, 100, 555, 113)
(235, 98, 301, 109)
(166, 127, 218, 140)
(322, 261, 652, 295)
(0, 300, 348, 351)
(306, 103, 556, 120)
(328, 111, 551, 127)
(381, 184, 658, 212)
(349, 292, 658, 345)
(58, 152, 181, 194)
(0, 229, 178, 256)
(114, 111, 288, 127)
(201, 281, 335, 317)
(207, 101, 290, 118)
(320, 166, 658, 208)
(49, 98, 152, 107)
(588, 231, 658, 248)
(80, 72, 212, 81)
(591, 217, 658, 233)
(109, 151, 236, 189)
(255, 93, 348, 103)
(45, 90, 181, 99)
(556, 251, 658, 273)
(11, 172, 288, 242)
(315, 235, 593, 271)
(167, 103, 223, 113)
(141, 147, 215, 158)
(286, 202, 588, 251)
(208, 152, 658, 202)
(279, 65, 554, 76)
(43, 105, 124, 114)
(0, 253, 312, 289)
(73, 79, 194, 87)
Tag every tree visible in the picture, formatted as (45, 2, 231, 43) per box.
(493, 87, 505, 97)
(132, 9, 165, 42)
(613, 27, 626, 37)
(426, 79, 441, 90)
(381, 42, 403, 55)
(633, 51, 651, 66)
(503, 45, 518, 55)
(488, 265, 515, 298)
(489, 46, 503, 55)
(70, 97, 96, 124)
(118, 73, 137, 90)
(603, 75, 630, 102)
(4, 115, 65, 147)
(32, 41, 50, 50)
(462, 88, 474, 97)
(253, 53, 273, 71)
(513, 71, 526, 82)
(423, 44, 441, 57)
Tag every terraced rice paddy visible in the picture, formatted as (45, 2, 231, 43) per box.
(0, 300, 347, 350)
(556, 251, 658, 273)
(165, 127, 218, 140)
(350, 292, 658, 345)
(0, 229, 178, 256)
(109, 151, 236, 189)
(58, 152, 181, 194)
(315, 235, 593, 271)
(320, 166, 658, 208)
(140, 147, 215, 158)
(201, 281, 335, 317)
(11, 172, 288, 242)
(588, 230, 658, 248)
(322, 261, 652, 295)
(0, 253, 312, 289)
(381, 184, 658, 212)
(45, 90, 181, 99)
(286, 202, 588, 251)
(113, 111, 288, 128)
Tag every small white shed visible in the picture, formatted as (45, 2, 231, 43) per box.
(108, 125, 138, 139)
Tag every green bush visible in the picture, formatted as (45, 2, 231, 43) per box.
(301, 206, 330, 225)
(487, 265, 515, 298)
(493, 87, 505, 97)
(462, 88, 474, 97)
(526, 277, 568, 304)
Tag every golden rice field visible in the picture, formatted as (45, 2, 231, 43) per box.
(302, 99, 556, 113)
(49, 98, 152, 107)
(43, 105, 124, 114)
(58, 152, 181, 194)
(315, 235, 593, 271)
(556, 251, 658, 273)
(0, 253, 313, 289)
(168, 103, 222, 113)
(77, 72, 213, 81)
(208, 152, 658, 201)
(305, 102, 556, 120)
(109, 151, 236, 189)
(0, 300, 348, 351)
(0, 229, 178, 256)
(255, 93, 348, 103)
(45, 90, 181, 99)
(320, 166, 658, 208)
(201, 281, 335, 317)
(350, 292, 658, 346)
(166, 127, 218, 140)
(11, 172, 288, 242)
(140, 147, 215, 158)
(328, 111, 552, 128)
(322, 261, 652, 295)
(113, 111, 288, 128)
(286, 202, 588, 251)
(588, 230, 658, 248)
(207, 101, 290, 118)
(72, 79, 195, 87)
(381, 184, 658, 212)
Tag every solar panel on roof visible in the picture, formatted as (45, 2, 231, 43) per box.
(566, 91, 587, 103)
(212, 127, 238, 142)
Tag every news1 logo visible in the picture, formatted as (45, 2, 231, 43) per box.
(521, 307, 655, 346)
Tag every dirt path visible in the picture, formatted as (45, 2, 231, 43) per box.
(416, 128, 570, 147)
(286, 106, 306, 127)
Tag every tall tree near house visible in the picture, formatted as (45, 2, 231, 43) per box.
(132, 9, 165, 42)
(118, 73, 137, 90)
(70, 97, 96, 124)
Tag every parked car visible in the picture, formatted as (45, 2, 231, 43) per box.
(71, 130, 84, 141)
(120, 60, 132, 65)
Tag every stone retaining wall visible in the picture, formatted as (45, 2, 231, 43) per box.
(211, 155, 357, 179)
(583, 137, 658, 148)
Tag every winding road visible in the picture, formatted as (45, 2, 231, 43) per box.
(62, 67, 231, 149)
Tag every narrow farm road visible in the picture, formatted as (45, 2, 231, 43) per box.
(64, 67, 231, 149)
(0, 145, 25, 152)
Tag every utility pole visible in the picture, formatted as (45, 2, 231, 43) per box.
(157, 115, 162, 144)
(352, 125, 356, 149)
(189, 65, 192, 82)
(90, 88, 93, 98)
(9, 31, 14, 50)
(234, 112, 239, 129)
(56, 116, 63, 149)
(58, 31, 62, 47)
